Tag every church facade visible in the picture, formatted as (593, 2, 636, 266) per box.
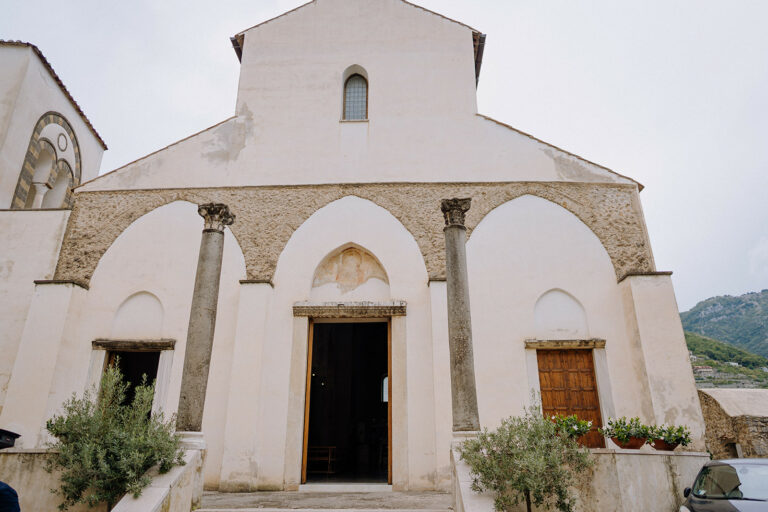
(0, 0, 705, 496)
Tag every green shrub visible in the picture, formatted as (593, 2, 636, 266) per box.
(598, 417, 650, 443)
(45, 363, 185, 510)
(459, 406, 593, 512)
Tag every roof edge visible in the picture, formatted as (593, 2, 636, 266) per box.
(76, 116, 236, 191)
(477, 114, 644, 191)
(0, 41, 107, 150)
(233, 0, 316, 39)
(230, 0, 485, 82)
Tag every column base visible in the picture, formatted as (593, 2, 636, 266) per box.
(177, 431, 207, 450)
(451, 430, 480, 449)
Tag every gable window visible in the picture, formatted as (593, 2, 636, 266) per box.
(343, 74, 368, 120)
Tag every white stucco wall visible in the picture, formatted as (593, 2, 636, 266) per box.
(3, 202, 244, 486)
(0, 210, 69, 414)
(466, 195, 652, 429)
(78, 0, 632, 192)
(0, 45, 104, 208)
(214, 196, 438, 491)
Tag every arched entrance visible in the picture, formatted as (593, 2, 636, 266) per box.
(300, 244, 393, 484)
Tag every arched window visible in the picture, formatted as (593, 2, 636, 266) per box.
(343, 74, 368, 120)
(24, 141, 56, 208)
(42, 161, 73, 208)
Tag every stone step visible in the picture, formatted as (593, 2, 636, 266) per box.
(198, 491, 453, 511)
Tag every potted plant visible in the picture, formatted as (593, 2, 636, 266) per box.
(648, 424, 691, 451)
(598, 417, 650, 449)
(551, 414, 592, 440)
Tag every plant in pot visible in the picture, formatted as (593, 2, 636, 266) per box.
(551, 414, 592, 441)
(598, 417, 650, 449)
(648, 424, 691, 451)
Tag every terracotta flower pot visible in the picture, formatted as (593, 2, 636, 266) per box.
(651, 439, 680, 451)
(611, 436, 647, 449)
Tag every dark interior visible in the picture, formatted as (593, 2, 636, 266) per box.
(108, 351, 160, 406)
(306, 322, 388, 483)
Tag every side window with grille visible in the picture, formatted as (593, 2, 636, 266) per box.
(343, 74, 368, 120)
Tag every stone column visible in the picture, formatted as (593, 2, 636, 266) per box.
(441, 198, 480, 432)
(177, 203, 235, 432)
(30, 182, 48, 208)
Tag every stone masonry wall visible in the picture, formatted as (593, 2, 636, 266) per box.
(54, 181, 654, 287)
(698, 390, 768, 459)
(734, 416, 768, 457)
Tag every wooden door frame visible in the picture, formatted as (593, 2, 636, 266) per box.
(535, 347, 605, 448)
(300, 318, 392, 484)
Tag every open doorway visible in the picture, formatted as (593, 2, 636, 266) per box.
(302, 321, 390, 484)
(105, 351, 160, 406)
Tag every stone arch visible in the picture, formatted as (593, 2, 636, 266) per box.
(23, 139, 56, 208)
(111, 291, 164, 339)
(63, 196, 247, 286)
(273, 194, 428, 295)
(11, 112, 82, 209)
(533, 289, 589, 340)
(54, 183, 653, 287)
(42, 161, 74, 208)
(467, 192, 611, 261)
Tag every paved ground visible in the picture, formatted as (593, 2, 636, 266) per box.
(199, 491, 453, 511)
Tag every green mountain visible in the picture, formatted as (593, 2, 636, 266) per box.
(680, 289, 768, 358)
(684, 331, 768, 388)
(684, 331, 768, 369)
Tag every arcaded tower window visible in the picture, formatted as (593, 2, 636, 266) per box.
(343, 74, 368, 120)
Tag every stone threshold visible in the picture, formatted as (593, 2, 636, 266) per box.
(298, 484, 393, 493)
(198, 509, 449, 512)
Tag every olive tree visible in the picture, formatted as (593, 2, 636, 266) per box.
(45, 363, 184, 511)
(459, 405, 593, 512)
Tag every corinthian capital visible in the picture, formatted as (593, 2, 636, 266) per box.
(441, 198, 472, 227)
(198, 203, 235, 232)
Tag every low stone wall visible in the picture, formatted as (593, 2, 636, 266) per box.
(0, 449, 106, 512)
(112, 448, 204, 512)
(452, 447, 709, 512)
(699, 389, 768, 458)
(734, 416, 768, 457)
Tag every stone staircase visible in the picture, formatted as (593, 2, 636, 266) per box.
(197, 490, 453, 512)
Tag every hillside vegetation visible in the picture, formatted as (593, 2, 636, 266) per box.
(680, 289, 768, 358)
(685, 332, 768, 388)
(685, 331, 768, 369)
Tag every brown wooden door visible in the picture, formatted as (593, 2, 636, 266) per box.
(537, 349, 605, 448)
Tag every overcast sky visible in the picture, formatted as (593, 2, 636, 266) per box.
(3, 0, 767, 311)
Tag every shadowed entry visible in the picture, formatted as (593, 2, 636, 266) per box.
(302, 322, 390, 483)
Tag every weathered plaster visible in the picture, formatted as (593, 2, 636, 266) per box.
(54, 182, 653, 287)
(313, 245, 388, 293)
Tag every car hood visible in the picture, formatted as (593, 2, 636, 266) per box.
(689, 499, 768, 511)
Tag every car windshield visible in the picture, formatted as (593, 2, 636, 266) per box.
(692, 463, 768, 501)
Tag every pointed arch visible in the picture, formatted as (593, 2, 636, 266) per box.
(111, 291, 164, 339)
(534, 289, 589, 340)
(274, 195, 427, 296)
